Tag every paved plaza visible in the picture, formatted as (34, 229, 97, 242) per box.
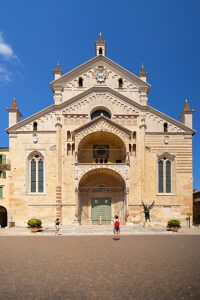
(1, 224, 200, 236)
(0, 235, 200, 300)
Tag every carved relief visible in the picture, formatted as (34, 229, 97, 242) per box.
(95, 66, 107, 83)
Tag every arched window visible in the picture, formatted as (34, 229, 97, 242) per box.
(78, 77, 83, 87)
(158, 156, 172, 193)
(118, 78, 123, 88)
(33, 122, 38, 131)
(99, 48, 103, 55)
(91, 109, 111, 120)
(164, 123, 168, 132)
(29, 154, 44, 193)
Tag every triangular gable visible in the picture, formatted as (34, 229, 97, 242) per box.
(50, 55, 150, 91)
(73, 115, 132, 142)
(6, 86, 195, 135)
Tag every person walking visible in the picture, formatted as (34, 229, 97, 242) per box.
(113, 215, 120, 241)
(55, 218, 60, 234)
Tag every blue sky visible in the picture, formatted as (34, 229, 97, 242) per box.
(0, 0, 199, 188)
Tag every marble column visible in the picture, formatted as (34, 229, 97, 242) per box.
(55, 121, 62, 222)
(139, 115, 146, 203)
(74, 187, 80, 224)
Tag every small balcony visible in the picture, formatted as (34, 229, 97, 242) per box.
(75, 148, 128, 165)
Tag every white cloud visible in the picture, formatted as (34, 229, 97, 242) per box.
(0, 65, 12, 83)
(0, 33, 21, 84)
(0, 33, 18, 61)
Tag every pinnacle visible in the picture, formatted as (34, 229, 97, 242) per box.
(184, 99, 190, 112)
(11, 97, 18, 109)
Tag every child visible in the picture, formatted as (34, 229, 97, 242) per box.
(113, 215, 120, 240)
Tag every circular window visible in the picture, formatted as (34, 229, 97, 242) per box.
(93, 145, 109, 158)
(91, 109, 111, 120)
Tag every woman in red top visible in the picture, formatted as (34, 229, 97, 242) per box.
(113, 215, 120, 240)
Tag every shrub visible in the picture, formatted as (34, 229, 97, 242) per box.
(167, 219, 181, 228)
(27, 218, 42, 228)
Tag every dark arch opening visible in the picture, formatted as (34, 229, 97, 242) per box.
(118, 78, 123, 88)
(0, 206, 7, 228)
(78, 77, 83, 87)
(99, 48, 103, 55)
(164, 123, 168, 132)
(33, 122, 38, 131)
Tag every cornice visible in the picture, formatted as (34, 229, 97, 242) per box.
(146, 106, 195, 134)
(146, 132, 193, 136)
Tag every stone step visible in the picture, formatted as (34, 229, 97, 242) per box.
(44, 224, 166, 234)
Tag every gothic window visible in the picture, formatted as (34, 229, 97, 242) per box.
(29, 154, 44, 193)
(91, 109, 111, 120)
(164, 122, 168, 132)
(118, 78, 123, 88)
(33, 122, 38, 131)
(158, 155, 173, 193)
(78, 77, 83, 87)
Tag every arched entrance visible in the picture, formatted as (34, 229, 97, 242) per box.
(78, 168, 126, 225)
(0, 206, 7, 228)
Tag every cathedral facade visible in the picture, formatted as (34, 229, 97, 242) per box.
(0, 35, 195, 227)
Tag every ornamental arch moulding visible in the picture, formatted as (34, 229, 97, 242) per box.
(76, 165, 129, 189)
(73, 116, 132, 150)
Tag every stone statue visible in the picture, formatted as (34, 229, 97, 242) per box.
(142, 201, 155, 222)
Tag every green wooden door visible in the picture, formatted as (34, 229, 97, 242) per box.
(91, 198, 111, 224)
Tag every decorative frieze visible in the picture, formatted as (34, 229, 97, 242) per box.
(62, 92, 140, 116)
(75, 164, 129, 187)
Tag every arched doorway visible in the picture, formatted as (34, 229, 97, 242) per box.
(78, 168, 126, 225)
(0, 206, 7, 228)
